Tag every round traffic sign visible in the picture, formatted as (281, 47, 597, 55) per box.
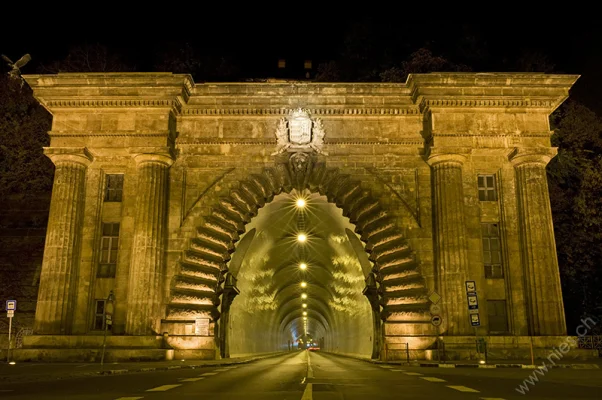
(429, 304, 442, 315)
(431, 315, 442, 327)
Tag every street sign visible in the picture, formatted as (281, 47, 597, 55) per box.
(431, 315, 442, 327)
(195, 318, 210, 336)
(470, 313, 481, 327)
(6, 300, 16, 311)
(465, 281, 476, 293)
(428, 291, 441, 304)
(7, 310, 14, 318)
(429, 303, 442, 315)
(467, 293, 479, 310)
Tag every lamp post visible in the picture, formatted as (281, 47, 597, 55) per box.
(100, 290, 114, 368)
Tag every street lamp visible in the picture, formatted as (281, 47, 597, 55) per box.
(295, 198, 306, 208)
(300, 281, 307, 288)
(100, 290, 114, 368)
(299, 263, 307, 270)
(297, 233, 307, 243)
(301, 293, 307, 299)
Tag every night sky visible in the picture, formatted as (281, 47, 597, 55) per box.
(2, 16, 602, 111)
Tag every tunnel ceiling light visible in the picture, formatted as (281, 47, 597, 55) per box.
(299, 262, 307, 270)
(300, 281, 307, 288)
(297, 233, 307, 243)
(302, 303, 307, 308)
(301, 293, 307, 299)
(296, 198, 306, 208)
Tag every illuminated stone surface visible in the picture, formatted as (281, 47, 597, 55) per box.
(20, 72, 578, 360)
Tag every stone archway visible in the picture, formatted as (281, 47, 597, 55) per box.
(165, 153, 430, 357)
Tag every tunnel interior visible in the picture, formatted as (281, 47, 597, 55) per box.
(226, 190, 375, 358)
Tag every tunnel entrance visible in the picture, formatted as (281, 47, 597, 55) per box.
(226, 190, 374, 359)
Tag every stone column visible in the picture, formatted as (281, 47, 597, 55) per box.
(34, 147, 92, 334)
(125, 151, 173, 335)
(510, 148, 566, 335)
(428, 152, 472, 335)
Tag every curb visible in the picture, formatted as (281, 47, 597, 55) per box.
(323, 352, 601, 370)
(97, 351, 290, 376)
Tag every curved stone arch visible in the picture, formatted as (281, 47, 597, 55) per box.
(167, 156, 430, 326)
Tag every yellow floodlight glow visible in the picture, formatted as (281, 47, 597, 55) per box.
(299, 263, 307, 270)
(302, 303, 307, 308)
(303, 311, 307, 316)
(297, 233, 307, 243)
(296, 198, 306, 208)
(300, 281, 307, 288)
(301, 293, 308, 299)
(303, 317, 307, 320)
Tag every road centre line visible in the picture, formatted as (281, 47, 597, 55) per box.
(146, 384, 182, 392)
(447, 385, 480, 393)
(301, 383, 313, 400)
(420, 377, 446, 382)
(180, 377, 205, 382)
(200, 372, 219, 376)
(403, 372, 423, 376)
(114, 397, 143, 400)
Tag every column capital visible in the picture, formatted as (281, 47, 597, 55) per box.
(425, 147, 471, 167)
(43, 147, 93, 167)
(508, 147, 558, 168)
(129, 147, 175, 167)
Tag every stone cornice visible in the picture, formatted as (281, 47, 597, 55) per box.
(181, 108, 420, 116)
(43, 147, 93, 167)
(22, 73, 192, 115)
(407, 73, 579, 114)
(175, 139, 425, 146)
(508, 147, 558, 167)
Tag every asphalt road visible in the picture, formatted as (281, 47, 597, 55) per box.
(0, 351, 601, 399)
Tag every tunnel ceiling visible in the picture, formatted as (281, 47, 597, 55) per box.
(229, 190, 371, 340)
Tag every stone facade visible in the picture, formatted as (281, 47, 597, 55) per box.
(19, 72, 579, 360)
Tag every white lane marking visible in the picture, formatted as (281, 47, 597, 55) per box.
(200, 372, 219, 376)
(115, 398, 144, 400)
(301, 383, 313, 400)
(180, 377, 205, 382)
(389, 369, 405, 372)
(447, 385, 480, 393)
(221, 366, 238, 369)
(146, 384, 182, 392)
(420, 377, 447, 382)
(213, 368, 230, 371)
(403, 372, 423, 376)
(479, 398, 507, 400)
(380, 365, 395, 369)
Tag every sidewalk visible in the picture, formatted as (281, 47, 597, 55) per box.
(0, 351, 289, 384)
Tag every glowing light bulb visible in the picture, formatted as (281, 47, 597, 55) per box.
(303, 317, 307, 320)
(302, 303, 307, 308)
(299, 263, 307, 270)
(296, 198, 306, 208)
(297, 233, 307, 243)
(303, 311, 307, 316)
(300, 281, 307, 288)
(301, 293, 308, 299)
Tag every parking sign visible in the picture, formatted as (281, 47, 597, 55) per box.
(6, 300, 16, 311)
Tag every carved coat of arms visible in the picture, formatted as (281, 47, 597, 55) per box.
(271, 108, 327, 155)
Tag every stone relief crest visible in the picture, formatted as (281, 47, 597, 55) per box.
(271, 108, 328, 155)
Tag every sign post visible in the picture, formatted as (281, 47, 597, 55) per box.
(428, 292, 442, 363)
(6, 300, 16, 364)
(100, 291, 114, 369)
(465, 281, 485, 362)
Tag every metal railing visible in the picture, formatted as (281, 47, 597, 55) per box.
(578, 336, 602, 355)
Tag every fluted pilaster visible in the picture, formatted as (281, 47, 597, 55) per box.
(125, 152, 173, 335)
(428, 152, 472, 335)
(34, 148, 92, 334)
(511, 148, 566, 335)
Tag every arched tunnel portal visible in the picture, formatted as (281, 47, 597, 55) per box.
(167, 155, 431, 360)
